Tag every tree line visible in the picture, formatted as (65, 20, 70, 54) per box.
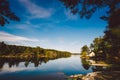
(0, 42, 71, 59)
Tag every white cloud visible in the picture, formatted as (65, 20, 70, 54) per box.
(64, 10, 78, 20)
(37, 38, 81, 53)
(0, 31, 81, 53)
(19, 0, 53, 18)
(0, 31, 39, 42)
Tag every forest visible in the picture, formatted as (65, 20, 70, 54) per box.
(81, 35, 120, 64)
(0, 42, 71, 59)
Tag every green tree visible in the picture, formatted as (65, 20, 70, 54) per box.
(81, 45, 89, 57)
(90, 37, 107, 58)
(24, 47, 30, 53)
(60, 0, 120, 20)
(60, 0, 120, 62)
(81, 59, 90, 70)
(81, 45, 89, 53)
(92, 37, 103, 53)
(0, 0, 20, 26)
(0, 42, 71, 60)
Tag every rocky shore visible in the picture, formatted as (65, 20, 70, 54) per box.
(69, 71, 120, 80)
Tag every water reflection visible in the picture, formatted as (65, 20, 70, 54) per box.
(81, 59, 91, 70)
(92, 65, 120, 72)
(0, 57, 51, 69)
(1, 56, 120, 73)
(2, 55, 119, 80)
(0, 55, 93, 75)
(81, 58, 120, 72)
(2, 55, 120, 80)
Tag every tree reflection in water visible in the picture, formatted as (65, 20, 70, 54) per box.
(81, 58, 91, 70)
(92, 66, 120, 72)
(81, 58, 120, 72)
(0, 57, 55, 70)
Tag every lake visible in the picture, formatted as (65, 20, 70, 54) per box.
(0, 55, 93, 80)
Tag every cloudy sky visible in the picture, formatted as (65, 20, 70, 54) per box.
(0, 0, 107, 53)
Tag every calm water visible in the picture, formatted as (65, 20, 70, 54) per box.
(0, 55, 93, 80)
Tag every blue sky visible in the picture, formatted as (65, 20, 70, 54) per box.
(0, 0, 107, 53)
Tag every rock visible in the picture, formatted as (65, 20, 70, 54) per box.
(69, 74, 83, 78)
(70, 75, 74, 78)
(82, 71, 120, 80)
(74, 75, 78, 78)
(69, 71, 120, 80)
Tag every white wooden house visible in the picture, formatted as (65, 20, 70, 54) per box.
(88, 52, 95, 57)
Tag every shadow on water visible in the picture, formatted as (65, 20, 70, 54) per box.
(92, 65, 120, 72)
(1, 56, 120, 80)
(0, 57, 69, 80)
(81, 58, 91, 70)
(81, 58, 120, 72)
(0, 57, 56, 69)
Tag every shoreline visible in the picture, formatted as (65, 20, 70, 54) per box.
(69, 71, 120, 80)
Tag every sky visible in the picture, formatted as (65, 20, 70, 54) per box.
(0, 0, 108, 53)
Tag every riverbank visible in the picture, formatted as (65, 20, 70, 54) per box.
(69, 71, 120, 80)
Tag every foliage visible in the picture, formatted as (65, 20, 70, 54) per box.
(60, 0, 120, 63)
(0, 0, 20, 26)
(90, 37, 103, 55)
(81, 45, 89, 53)
(60, 0, 120, 19)
(0, 42, 71, 59)
(81, 59, 90, 70)
(81, 45, 89, 57)
(81, 51, 87, 57)
(90, 35, 120, 63)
